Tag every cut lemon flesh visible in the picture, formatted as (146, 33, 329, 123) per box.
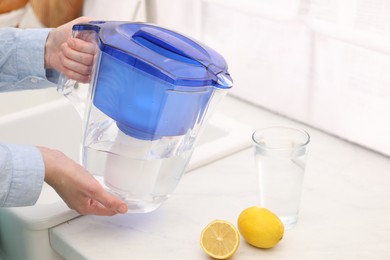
(200, 220, 240, 259)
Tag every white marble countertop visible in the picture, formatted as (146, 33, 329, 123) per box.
(49, 96, 390, 260)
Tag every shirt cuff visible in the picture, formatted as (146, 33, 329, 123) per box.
(0, 144, 45, 207)
(16, 28, 57, 89)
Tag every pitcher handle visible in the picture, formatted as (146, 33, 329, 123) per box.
(57, 25, 100, 118)
(57, 75, 88, 118)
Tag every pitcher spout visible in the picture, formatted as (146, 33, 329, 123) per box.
(215, 72, 233, 89)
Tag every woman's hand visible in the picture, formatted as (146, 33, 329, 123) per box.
(44, 16, 97, 83)
(38, 147, 128, 216)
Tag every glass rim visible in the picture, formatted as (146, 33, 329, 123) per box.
(252, 126, 310, 151)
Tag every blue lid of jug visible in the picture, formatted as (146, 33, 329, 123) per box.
(72, 21, 232, 89)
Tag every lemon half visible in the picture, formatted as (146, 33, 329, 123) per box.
(200, 220, 240, 259)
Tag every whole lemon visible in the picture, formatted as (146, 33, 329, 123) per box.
(237, 206, 284, 249)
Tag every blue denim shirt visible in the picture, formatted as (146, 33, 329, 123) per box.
(0, 28, 55, 206)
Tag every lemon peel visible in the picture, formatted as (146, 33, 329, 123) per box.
(237, 206, 284, 249)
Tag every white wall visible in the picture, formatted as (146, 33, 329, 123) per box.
(151, 0, 390, 156)
(83, 0, 147, 21)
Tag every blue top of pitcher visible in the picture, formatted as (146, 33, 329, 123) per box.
(72, 21, 232, 89)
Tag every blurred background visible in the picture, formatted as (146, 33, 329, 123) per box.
(1, 0, 390, 156)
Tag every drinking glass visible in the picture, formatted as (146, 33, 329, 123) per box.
(252, 126, 310, 229)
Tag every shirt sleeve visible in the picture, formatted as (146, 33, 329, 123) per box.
(0, 28, 55, 206)
(0, 144, 45, 207)
(0, 27, 58, 92)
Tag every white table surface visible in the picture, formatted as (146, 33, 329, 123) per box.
(49, 96, 390, 260)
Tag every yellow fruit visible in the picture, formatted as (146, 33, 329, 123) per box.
(200, 220, 240, 259)
(237, 206, 284, 249)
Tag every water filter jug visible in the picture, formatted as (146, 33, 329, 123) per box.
(58, 21, 232, 213)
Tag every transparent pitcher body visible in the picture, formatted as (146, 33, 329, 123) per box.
(81, 52, 226, 212)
